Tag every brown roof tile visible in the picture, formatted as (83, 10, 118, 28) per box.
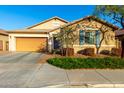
(115, 29, 124, 37)
(49, 16, 119, 33)
(65, 16, 119, 30)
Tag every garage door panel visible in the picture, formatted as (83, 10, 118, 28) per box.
(16, 37, 47, 52)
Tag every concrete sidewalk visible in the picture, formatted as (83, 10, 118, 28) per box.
(27, 63, 124, 88)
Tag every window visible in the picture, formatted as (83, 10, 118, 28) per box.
(79, 30, 85, 45)
(85, 32, 90, 44)
(85, 32, 95, 44)
(79, 30, 95, 45)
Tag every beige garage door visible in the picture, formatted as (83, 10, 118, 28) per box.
(16, 37, 47, 52)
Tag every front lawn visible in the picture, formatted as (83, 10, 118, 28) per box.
(47, 57, 124, 69)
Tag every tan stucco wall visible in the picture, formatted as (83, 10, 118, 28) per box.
(50, 28, 61, 34)
(0, 35, 8, 51)
(73, 45, 117, 54)
(72, 19, 118, 53)
(29, 19, 67, 29)
(51, 19, 119, 54)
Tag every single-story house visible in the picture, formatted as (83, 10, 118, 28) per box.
(7, 16, 119, 53)
(0, 29, 9, 51)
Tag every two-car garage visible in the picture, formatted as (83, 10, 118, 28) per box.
(16, 37, 48, 52)
(8, 16, 68, 52)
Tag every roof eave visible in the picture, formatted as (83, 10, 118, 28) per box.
(62, 15, 119, 30)
(7, 31, 48, 34)
(26, 16, 69, 29)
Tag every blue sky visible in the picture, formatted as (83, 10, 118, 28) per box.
(0, 5, 96, 30)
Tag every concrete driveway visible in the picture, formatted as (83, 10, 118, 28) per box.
(0, 52, 43, 88)
(0, 52, 124, 88)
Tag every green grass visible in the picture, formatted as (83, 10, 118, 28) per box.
(47, 57, 124, 69)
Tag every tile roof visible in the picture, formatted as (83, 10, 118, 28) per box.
(64, 16, 119, 30)
(50, 16, 119, 33)
(115, 29, 124, 37)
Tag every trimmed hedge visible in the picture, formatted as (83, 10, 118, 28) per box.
(84, 48, 95, 56)
(47, 57, 124, 69)
(100, 50, 110, 55)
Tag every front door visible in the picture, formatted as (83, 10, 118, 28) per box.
(53, 37, 60, 49)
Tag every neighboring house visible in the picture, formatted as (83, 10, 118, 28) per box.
(0, 29, 9, 51)
(7, 16, 119, 53)
(115, 29, 124, 57)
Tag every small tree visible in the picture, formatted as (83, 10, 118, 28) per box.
(94, 5, 124, 58)
(95, 24, 113, 54)
(55, 25, 79, 56)
(78, 19, 113, 54)
(95, 6, 124, 28)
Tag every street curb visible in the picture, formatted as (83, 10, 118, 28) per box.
(92, 84, 124, 88)
(43, 84, 124, 88)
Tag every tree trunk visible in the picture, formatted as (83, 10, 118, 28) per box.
(96, 47, 100, 54)
(121, 40, 124, 58)
(96, 31, 105, 54)
(61, 48, 63, 56)
(66, 47, 68, 56)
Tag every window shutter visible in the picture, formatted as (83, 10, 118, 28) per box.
(96, 30, 100, 47)
(79, 30, 85, 45)
(90, 32, 94, 44)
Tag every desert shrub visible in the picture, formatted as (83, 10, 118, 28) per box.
(77, 49, 85, 54)
(83, 48, 95, 56)
(100, 50, 110, 55)
(51, 49, 61, 54)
